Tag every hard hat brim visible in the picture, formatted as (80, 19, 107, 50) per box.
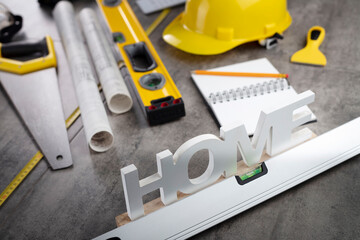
(162, 13, 243, 55)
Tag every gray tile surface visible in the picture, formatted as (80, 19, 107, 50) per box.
(0, 0, 359, 239)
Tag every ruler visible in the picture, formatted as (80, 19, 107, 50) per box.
(0, 8, 169, 207)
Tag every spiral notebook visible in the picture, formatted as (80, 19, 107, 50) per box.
(191, 58, 316, 135)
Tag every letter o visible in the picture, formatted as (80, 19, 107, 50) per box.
(173, 134, 230, 194)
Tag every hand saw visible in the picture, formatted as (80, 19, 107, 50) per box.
(0, 36, 72, 170)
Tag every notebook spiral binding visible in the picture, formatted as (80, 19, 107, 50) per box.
(208, 78, 290, 104)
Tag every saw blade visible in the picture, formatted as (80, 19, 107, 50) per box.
(0, 67, 72, 170)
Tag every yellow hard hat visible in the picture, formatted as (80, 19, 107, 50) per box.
(163, 0, 292, 55)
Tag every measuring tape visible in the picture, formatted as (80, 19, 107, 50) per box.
(145, 8, 170, 36)
(0, 85, 100, 206)
(0, 107, 81, 206)
(0, 9, 169, 207)
(0, 151, 43, 206)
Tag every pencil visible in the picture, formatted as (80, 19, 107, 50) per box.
(193, 70, 289, 79)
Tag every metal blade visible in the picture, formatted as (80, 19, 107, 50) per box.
(0, 68, 73, 170)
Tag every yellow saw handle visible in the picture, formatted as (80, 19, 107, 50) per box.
(0, 35, 56, 74)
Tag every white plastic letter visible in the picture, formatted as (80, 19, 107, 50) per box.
(237, 90, 315, 166)
(171, 127, 239, 194)
(121, 91, 315, 220)
(121, 150, 176, 220)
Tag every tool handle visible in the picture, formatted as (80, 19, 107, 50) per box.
(0, 14, 23, 43)
(307, 26, 325, 47)
(0, 35, 56, 74)
(1, 38, 49, 60)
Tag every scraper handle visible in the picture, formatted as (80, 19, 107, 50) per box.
(307, 26, 325, 48)
(0, 35, 56, 75)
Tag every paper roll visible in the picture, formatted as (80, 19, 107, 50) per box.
(79, 8, 133, 114)
(53, 1, 114, 152)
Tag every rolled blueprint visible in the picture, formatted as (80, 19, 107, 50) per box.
(53, 1, 113, 152)
(79, 8, 133, 114)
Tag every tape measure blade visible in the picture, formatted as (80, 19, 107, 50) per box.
(0, 81, 102, 207)
(0, 152, 43, 207)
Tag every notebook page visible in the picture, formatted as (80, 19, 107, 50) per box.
(191, 58, 279, 98)
(210, 86, 313, 134)
(191, 58, 316, 135)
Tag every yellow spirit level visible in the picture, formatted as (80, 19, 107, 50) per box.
(97, 0, 185, 125)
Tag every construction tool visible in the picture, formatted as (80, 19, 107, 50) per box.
(291, 26, 327, 66)
(0, 36, 73, 170)
(145, 8, 170, 36)
(97, 0, 185, 125)
(0, 7, 165, 207)
(0, 83, 102, 207)
(0, 3, 22, 43)
(95, 117, 360, 239)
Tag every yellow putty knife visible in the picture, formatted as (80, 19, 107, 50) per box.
(291, 26, 327, 66)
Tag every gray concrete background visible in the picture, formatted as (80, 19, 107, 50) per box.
(0, 0, 359, 239)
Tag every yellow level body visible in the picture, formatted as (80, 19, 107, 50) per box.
(97, 0, 185, 125)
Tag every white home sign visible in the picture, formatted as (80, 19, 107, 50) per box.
(121, 90, 315, 220)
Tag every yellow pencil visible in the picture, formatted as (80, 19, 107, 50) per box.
(193, 70, 289, 79)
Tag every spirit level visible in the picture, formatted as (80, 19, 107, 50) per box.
(94, 117, 360, 239)
(97, 0, 185, 125)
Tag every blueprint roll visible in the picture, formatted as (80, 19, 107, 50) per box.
(53, 1, 114, 152)
(79, 8, 133, 114)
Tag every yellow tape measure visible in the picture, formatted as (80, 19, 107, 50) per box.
(0, 9, 170, 207)
(0, 152, 43, 206)
(0, 109, 80, 207)
(145, 8, 170, 36)
(0, 85, 100, 207)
